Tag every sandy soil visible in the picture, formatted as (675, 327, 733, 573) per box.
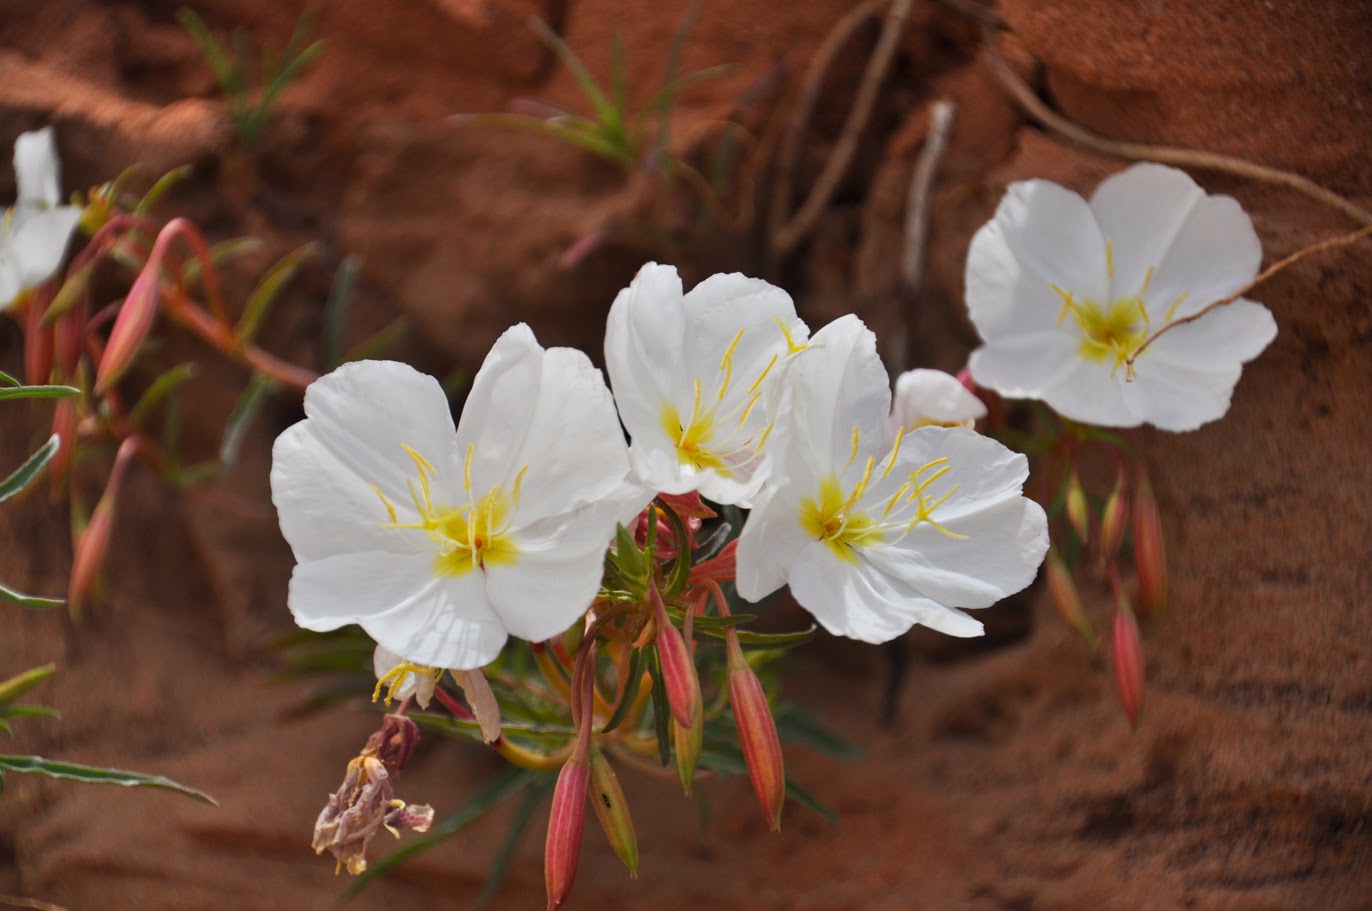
(2, 1, 1370, 908)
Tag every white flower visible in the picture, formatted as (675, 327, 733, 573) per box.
(736, 315, 1048, 642)
(272, 325, 643, 670)
(604, 262, 809, 506)
(965, 163, 1277, 432)
(373, 645, 439, 708)
(890, 368, 986, 433)
(0, 127, 83, 309)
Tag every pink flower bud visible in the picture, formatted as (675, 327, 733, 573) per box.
(53, 296, 88, 379)
(1111, 588, 1144, 729)
(588, 746, 638, 877)
(1132, 466, 1168, 617)
(672, 705, 703, 796)
(67, 436, 140, 616)
(650, 583, 699, 730)
(545, 743, 590, 910)
(1065, 466, 1089, 544)
(727, 630, 785, 831)
(48, 397, 78, 491)
(1098, 464, 1129, 565)
(95, 260, 161, 395)
(1045, 548, 1093, 645)
(24, 286, 54, 385)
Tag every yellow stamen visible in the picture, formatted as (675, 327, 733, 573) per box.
(719, 328, 745, 399)
(1105, 238, 1114, 281)
(882, 426, 906, 478)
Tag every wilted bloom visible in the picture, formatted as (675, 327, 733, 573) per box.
(272, 324, 640, 670)
(889, 368, 986, 434)
(965, 163, 1277, 431)
(604, 262, 809, 506)
(0, 128, 83, 310)
(737, 315, 1049, 641)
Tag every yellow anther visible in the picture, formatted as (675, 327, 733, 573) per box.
(372, 661, 430, 705)
(755, 421, 775, 452)
(1162, 291, 1188, 324)
(719, 328, 745, 399)
(773, 316, 808, 354)
(748, 354, 779, 395)
(370, 484, 398, 525)
(848, 426, 861, 469)
(1139, 265, 1155, 295)
(845, 456, 877, 512)
(737, 390, 763, 430)
(1105, 239, 1114, 281)
(882, 426, 906, 478)
(463, 441, 475, 494)
(510, 464, 529, 505)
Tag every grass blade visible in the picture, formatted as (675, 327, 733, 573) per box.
(323, 253, 361, 369)
(219, 374, 277, 470)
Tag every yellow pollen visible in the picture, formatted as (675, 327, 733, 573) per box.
(372, 661, 441, 705)
(719, 328, 745, 399)
(774, 316, 808, 354)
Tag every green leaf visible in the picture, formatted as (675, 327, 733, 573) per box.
(527, 18, 618, 129)
(0, 664, 55, 706)
(0, 384, 80, 402)
(476, 780, 551, 910)
(0, 755, 216, 804)
(730, 625, 818, 649)
(134, 166, 193, 216)
(343, 316, 408, 363)
(345, 766, 536, 896)
(411, 713, 574, 746)
(323, 253, 361, 369)
(0, 720, 10, 737)
(179, 237, 265, 284)
(773, 704, 862, 759)
(234, 243, 318, 348)
(0, 434, 60, 504)
(0, 371, 17, 386)
(647, 647, 671, 767)
(129, 363, 197, 427)
(784, 777, 838, 823)
(219, 374, 277, 470)
(600, 647, 644, 734)
(0, 705, 62, 722)
(2, 582, 65, 610)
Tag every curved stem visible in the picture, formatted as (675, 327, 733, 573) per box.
(163, 289, 318, 391)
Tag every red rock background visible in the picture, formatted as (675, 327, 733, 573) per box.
(2, 1, 1370, 908)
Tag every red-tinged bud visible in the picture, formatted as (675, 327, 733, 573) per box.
(95, 261, 161, 395)
(1111, 599, 1144, 729)
(588, 746, 638, 877)
(1045, 549, 1093, 646)
(1098, 465, 1129, 565)
(726, 630, 785, 831)
(53, 296, 88, 379)
(24, 286, 54, 385)
(48, 397, 79, 491)
(955, 365, 977, 393)
(67, 436, 139, 616)
(1132, 467, 1168, 618)
(1065, 467, 1089, 544)
(672, 705, 703, 796)
(545, 742, 591, 910)
(650, 583, 700, 730)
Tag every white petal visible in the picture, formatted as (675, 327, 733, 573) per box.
(891, 368, 986, 430)
(1089, 163, 1204, 298)
(967, 332, 1079, 400)
(886, 426, 1031, 522)
(1120, 360, 1244, 432)
(1143, 194, 1261, 321)
(301, 360, 460, 506)
(974, 179, 1109, 312)
(965, 220, 1080, 339)
(11, 206, 82, 288)
(290, 550, 507, 669)
(1038, 357, 1141, 427)
(735, 486, 812, 602)
(1145, 298, 1277, 367)
(456, 323, 545, 494)
(0, 252, 23, 310)
(604, 262, 687, 439)
(270, 420, 428, 563)
(868, 496, 1048, 610)
(505, 344, 630, 520)
(14, 127, 62, 207)
(782, 315, 891, 475)
(788, 544, 983, 642)
(683, 271, 808, 386)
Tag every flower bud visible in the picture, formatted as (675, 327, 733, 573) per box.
(588, 746, 638, 877)
(1098, 465, 1129, 565)
(650, 583, 700, 730)
(95, 260, 161, 395)
(1111, 588, 1144, 729)
(545, 744, 590, 910)
(67, 435, 139, 616)
(1045, 548, 1093, 646)
(727, 630, 785, 831)
(672, 705, 703, 796)
(1065, 466, 1089, 544)
(53, 295, 88, 379)
(24, 286, 54, 385)
(48, 396, 78, 491)
(1132, 466, 1168, 617)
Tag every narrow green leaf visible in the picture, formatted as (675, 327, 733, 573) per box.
(731, 625, 818, 649)
(411, 713, 574, 746)
(0, 705, 62, 722)
(527, 18, 617, 127)
(773, 704, 863, 759)
(134, 166, 193, 216)
(649, 0, 704, 167)
(672, 612, 756, 632)
(0, 435, 60, 504)
(0, 720, 11, 737)
(343, 317, 407, 363)
(0, 371, 17, 386)
(0, 664, 55, 707)
(0, 385, 80, 402)
(600, 647, 644, 734)
(453, 113, 627, 162)
(129, 363, 197, 427)
(784, 777, 838, 823)
(345, 766, 536, 896)
(180, 237, 266, 284)
(219, 374, 277, 470)
(0, 755, 216, 804)
(323, 253, 361, 369)
(235, 243, 317, 348)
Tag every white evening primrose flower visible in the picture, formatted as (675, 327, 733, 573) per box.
(604, 262, 809, 506)
(890, 368, 986, 433)
(965, 163, 1277, 432)
(0, 127, 83, 309)
(736, 315, 1048, 642)
(271, 324, 642, 670)
(373, 645, 439, 708)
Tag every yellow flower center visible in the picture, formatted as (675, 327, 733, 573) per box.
(371, 443, 525, 578)
(798, 426, 968, 564)
(658, 318, 805, 475)
(1052, 239, 1188, 375)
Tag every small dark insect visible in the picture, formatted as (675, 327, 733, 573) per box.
(600, 793, 613, 809)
